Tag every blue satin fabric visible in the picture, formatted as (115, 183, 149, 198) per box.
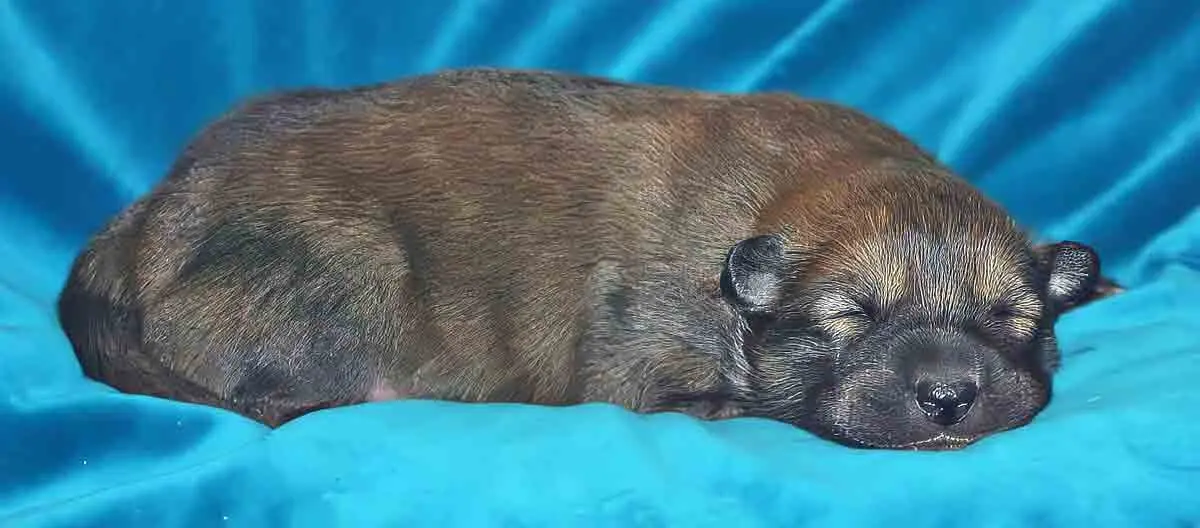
(2, 1, 1198, 526)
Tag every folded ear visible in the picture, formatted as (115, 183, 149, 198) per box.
(720, 234, 790, 314)
(1034, 241, 1118, 313)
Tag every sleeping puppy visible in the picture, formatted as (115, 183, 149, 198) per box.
(57, 68, 1121, 450)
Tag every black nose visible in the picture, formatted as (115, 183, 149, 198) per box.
(915, 379, 977, 426)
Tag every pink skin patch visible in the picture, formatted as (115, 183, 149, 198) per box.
(366, 380, 409, 402)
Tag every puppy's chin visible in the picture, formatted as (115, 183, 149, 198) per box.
(865, 433, 982, 451)
(807, 423, 985, 451)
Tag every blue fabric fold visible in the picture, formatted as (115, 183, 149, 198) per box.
(2, 1, 1197, 526)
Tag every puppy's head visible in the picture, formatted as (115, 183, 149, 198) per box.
(719, 185, 1113, 450)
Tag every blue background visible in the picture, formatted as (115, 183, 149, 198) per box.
(1, 1, 1198, 526)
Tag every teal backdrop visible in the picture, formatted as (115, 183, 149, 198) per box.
(1, 1, 1198, 526)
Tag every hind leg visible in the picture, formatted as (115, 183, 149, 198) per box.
(142, 329, 392, 427)
(141, 271, 403, 426)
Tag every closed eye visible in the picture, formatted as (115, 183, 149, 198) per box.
(811, 295, 879, 342)
(809, 288, 883, 329)
(989, 305, 1018, 320)
(987, 299, 1040, 323)
(830, 307, 868, 319)
(829, 298, 879, 322)
(979, 301, 1040, 341)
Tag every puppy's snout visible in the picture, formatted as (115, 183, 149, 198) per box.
(915, 379, 977, 426)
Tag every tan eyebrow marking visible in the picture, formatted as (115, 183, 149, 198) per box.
(989, 291, 1042, 338)
(820, 235, 909, 314)
(809, 293, 873, 342)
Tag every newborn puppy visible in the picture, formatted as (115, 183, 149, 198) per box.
(58, 68, 1119, 450)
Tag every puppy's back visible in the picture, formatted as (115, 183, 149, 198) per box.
(58, 68, 942, 424)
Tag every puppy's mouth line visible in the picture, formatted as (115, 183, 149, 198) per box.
(894, 433, 979, 451)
